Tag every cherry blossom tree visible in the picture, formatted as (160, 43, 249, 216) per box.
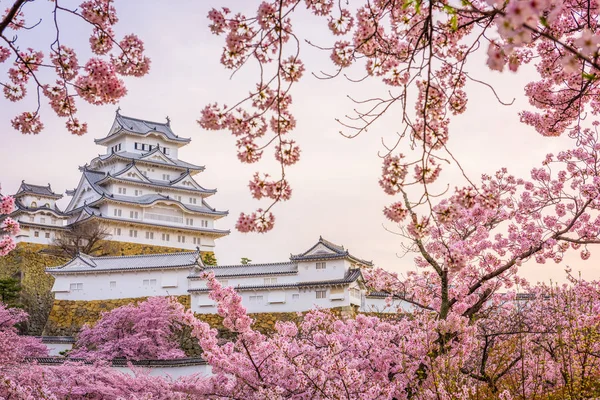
(200, 0, 600, 233)
(1, 0, 149, 135)
(69, 296, 189, 360)
(0, 191, 19, 256)
(0, 302, 47, 365)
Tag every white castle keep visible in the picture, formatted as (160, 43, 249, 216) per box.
(11, 111, 229, 252)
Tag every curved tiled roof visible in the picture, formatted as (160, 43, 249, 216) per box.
(69, 213, 230, 237)
(189, 269, 363, 292)
(13, 200, 67, 217)
(189, 262, 297, 279)
(27, 357, 207, 367)
(96, 164, 217, 195)
(47, 250, 202, 274)
(95, 113, 191, 145)
(15, 181, 62, 199)
(94, 151, 203, 172)
(78, 168, 227, 217)
(290, 237, 373, 266)
(37, 336, 76, 344)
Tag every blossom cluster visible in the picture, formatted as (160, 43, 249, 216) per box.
(1, 0, 150, 136)
(0, 190, 18, 256)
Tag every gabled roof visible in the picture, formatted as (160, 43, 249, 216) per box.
(28, 357, 207, 367)
(95, 164, 217, 196)
(15, 181, 62, 199)
(189, 269, 363, 292)
(95, 112, 191, 146)
(47, 250, 203, 274)
(189, 262, 297, 279)
(93, 151, 204, 173)
(290, 237, 373, 266)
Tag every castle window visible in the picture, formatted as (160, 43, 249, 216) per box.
(45, 232, 50, 239)
(176, 195, 181, 202)
(130, 211, 139, 219)
(161, 233, 170, 241)
(40, 217, 46, 224)
(51, 218, 56, 225)
(134, 190, 142, 196)
(110, 281, 116, 288)
(177, 235, 185, 243)
(114, 228, 121, 235)
(163, 148, 170, 155)
(249, 295, 264, 303)
(29, 216, 34, 222)
(316, 262, 327, 270)
(145, 232, 154, 239)
(264, 278, 277, 285)
(292, 294, 300, 301)
(129, 229, 138, 238)
(315, 290, 327, 299)
(118, 187, 126, 195)
(70, 283, 83, 292)
(350, 288, 361, 299)
(186, 218, 193, 226)
(201, 220, 208, 228)
(189, 197, 197, 204)
(143, 279, 157, 287)
(114, 209, 122, 217)
(34, 231, 39, 237)
(162, 174, 170, 181)
(31, 201, 37, 208)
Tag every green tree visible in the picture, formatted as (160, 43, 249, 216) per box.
(202, 252, 217, 266)
(0, 278, 21, 306)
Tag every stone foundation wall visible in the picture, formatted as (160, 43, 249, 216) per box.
(44, 295, 191, 336)
(0, 243, 67, 334)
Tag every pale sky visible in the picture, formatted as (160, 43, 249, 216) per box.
(0, 0, 596, 284)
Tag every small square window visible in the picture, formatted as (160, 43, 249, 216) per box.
(316, 262, 327, 270)
(44, 232, 50, 239)
(70, 283, 83, 291)
(34, 231, 39, 237)
(292, 294, 300, 301)
(110, 281, 116, 288)
(264, 277, 277, 285)
(316, 290, 327, 299)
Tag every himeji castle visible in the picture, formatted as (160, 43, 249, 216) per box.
(47, 237, 407, 313)
(11, 111, 229, 252)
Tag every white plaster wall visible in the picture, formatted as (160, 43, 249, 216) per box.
(43, 342, 73, 356)
(113, 363, 211, 379)
(188, 274, 298, 290)
(51, 269, 191, 301)
(296, 259, 349, 282)
(192, 286, 351, 314)
(15, 226, 61, 245)
(19, 195, 57, 208)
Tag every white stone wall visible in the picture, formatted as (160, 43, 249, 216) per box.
(43, 342, 73, 356)
(112, 363, 211, 379)
(361, 296, 413, 313)
(296, 259, 350, 282)
(192, 286, 351, 314)
(50, 269, 192, 301)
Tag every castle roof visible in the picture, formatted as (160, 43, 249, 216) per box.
(15, 181, 62, 199)
(93, 151, 204, 173)
(189, 262, 297, 279)
(188, 269, 363, 292)
(290, 237, 373, 266)
(95, 112, 191, 146)
(47, 250, 202, 274)
(76, 168, 227, 218)
(95, 164, 216, 196)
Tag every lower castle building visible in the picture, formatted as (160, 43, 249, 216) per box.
(46, 237, 408, 316)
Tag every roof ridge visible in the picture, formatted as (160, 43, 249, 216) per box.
(209, 261, 296, 269)
(118, 113, 169, 127)
(85, 250, 200, 261)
